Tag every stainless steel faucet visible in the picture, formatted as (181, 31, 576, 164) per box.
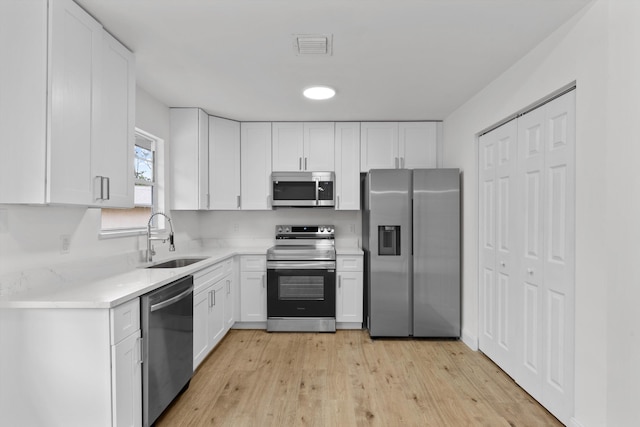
(147, 212, 175, 262)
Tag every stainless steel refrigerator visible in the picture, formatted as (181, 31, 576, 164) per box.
(362, 168, 460, 337)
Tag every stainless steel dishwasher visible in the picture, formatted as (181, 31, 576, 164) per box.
(141, 275, 194, 426)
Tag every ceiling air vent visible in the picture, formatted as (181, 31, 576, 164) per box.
(294, 34, 333, 56)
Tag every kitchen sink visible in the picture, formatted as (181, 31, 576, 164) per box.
(146, 257, 208, 269)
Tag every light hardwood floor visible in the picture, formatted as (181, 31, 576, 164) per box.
(156, 330, 561, 426)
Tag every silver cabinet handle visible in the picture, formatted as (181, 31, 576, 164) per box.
(227, 279, 231, 295)
(501, 261, 506, 267)
(527, 268, 534, 275)
(299, 157, 302, 170)
(137, 336, 143, 365)
(262, 274, 266, 288)
(338, 276, 342, 288)
(337, 195, 340, 209)
(237, 195, 241, 209)
(213, 289, 217, 306)
(304, 157, 308, 170)
(401, 157, 405, 169)
(104, 177, 110, 200)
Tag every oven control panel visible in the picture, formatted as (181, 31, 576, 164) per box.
(275, 225, 335, 239)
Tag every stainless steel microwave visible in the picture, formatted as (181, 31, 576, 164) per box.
(271, 172, 335, 207)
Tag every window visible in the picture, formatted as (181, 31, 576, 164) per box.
(101, 129, 165, 235)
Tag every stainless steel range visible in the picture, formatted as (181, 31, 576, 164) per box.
(266, 225, 336, 332)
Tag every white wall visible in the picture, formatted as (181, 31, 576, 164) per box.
(444, 0, 640, 425)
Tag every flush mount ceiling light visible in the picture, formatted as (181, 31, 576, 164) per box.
(303, 86, 336, 100)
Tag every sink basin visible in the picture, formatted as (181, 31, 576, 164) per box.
(146, 257, 208, 269)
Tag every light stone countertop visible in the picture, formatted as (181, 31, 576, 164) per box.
(0, 247, 266, 310)
(0, 245, 362, 310)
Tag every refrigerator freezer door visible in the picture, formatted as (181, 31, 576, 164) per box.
(367, 169, 412, 337)
(412, 169, 460, 337)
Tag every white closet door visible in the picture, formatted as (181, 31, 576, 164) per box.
(478, 119, 518, 378)
(517, 91, 575, 422)
(540, 91, 575, 421)
(517, 105, 546, 399)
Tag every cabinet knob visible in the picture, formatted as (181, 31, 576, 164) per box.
(527, 268, 534, 275)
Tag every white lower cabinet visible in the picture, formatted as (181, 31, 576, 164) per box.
(239, 255, 267, 324)
(193, 259, 235, 370)
(0, 298, 142, 426)
(111, 298, 142, 427)
(112, 330, 142, 427)
(336, 255, 363, 328)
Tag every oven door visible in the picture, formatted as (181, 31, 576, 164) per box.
(267, 261, 336, 318)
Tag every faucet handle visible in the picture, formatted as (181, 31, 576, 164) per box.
(169, 233, 175, 251)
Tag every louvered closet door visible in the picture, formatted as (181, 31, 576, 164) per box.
(478, 120, 519, 378)
(517, 91, 575, 423)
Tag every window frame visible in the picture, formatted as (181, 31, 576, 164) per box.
(99, 128, 166, 238)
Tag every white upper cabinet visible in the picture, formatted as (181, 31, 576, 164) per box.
(398, 122, 438, 169)
(272, 122, 334, 171)
(360, 122, 399, 171)
(303, 122, 335, 171)
(170, 108, 209, 210)
(334, 122, 361, 210)
(360, 122, 439, 172)
(0, 0, 135, 207)
(93, 30, 135, 208)
(209, 117, 241, 210)
(241, 122, 272, 210)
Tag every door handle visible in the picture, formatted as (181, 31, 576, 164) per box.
(150, 286, 194, 312)
(304, 157, 308, 170)
(299, 157, 302, 170)
(237, 195, 241, 209)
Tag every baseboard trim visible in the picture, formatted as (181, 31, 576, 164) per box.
(461, 329, 478, 351)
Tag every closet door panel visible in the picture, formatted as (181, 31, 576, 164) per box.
(541, 91, 575, 421)
(517, 106, 546, 400)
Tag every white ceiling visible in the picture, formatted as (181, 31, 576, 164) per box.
(77, 0, 591, 122)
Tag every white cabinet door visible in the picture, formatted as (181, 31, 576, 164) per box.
(209, 116, 241, 210)
(336, 272, 363, 324)
(334, 122, 361, 210)
(241, 122, 272, 209)
(223, 275, 235, 332)
(93, 30, 135, 208)
(193, 286, 211, 369)
(240, 271, 267, 322)
(303, 122, 334, 171)
(48, 0, 102, 204)
(0, 0, 48, 204)
(170, 108, 209, 210)
(360, 122, 398, 172)
(398, 122, 438, 169)
(112, 330, 142, 427)
(209, 279, 226, 348)
(272, 122, 304, 171)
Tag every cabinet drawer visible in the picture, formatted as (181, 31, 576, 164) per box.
(337, 255, 363, 272)
(193, 262, 226, 292)
(240, 256, 266, 271)
(110, 298, 140, 345)
(223, 258, 234, 275)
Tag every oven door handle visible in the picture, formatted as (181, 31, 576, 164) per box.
(267, 261, 336, 270)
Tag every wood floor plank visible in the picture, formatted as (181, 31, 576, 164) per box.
(156, 330, 562, 427)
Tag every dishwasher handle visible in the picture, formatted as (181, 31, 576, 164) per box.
(150, 285, 193, 312)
